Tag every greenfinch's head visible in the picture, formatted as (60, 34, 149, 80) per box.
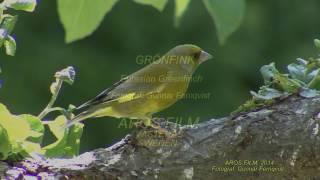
(164, 44, 212, 73)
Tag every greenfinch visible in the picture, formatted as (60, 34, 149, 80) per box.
(67, 44, 212, 127)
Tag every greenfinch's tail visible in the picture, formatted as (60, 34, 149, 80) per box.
(57, 116, 85, 134)
(66, 111, 93, 128)
(65, 105, 114, 129)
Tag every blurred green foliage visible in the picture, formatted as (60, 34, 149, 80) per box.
(1, 0, 320, 153)
(57, 0, 119, 43)
(58, 0, 244, 43)
(203, 0, 245, 44)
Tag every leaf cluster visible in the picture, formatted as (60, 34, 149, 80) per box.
(58, 0, 245, 44)
(0, 67, 83, 160)
(233, 40, 320, 114)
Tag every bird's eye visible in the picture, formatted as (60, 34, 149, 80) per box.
(193, 51, 201, 59)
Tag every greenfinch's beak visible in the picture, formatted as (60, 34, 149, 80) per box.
(199, 50, 213, 64)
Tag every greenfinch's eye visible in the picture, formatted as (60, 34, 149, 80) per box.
(193, 51, 201, 59)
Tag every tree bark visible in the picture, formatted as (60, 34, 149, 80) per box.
(1, 94, 320, 179)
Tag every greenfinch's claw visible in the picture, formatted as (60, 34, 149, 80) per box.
(150, 123, 178, 139)
(134, 121, 146, 128)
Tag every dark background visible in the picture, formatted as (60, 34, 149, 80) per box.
(0, 0, 319, 152)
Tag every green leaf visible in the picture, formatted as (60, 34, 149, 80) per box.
(68, 104, 76, 112)
(296, 58, 308, 66)
(250, 87, 284, 100)
(174, 0, 191, 27)
(0, 103, 44, 159)
(64, 123, 84, 157)
(43, 116, 83, 158)
(260, 62, 278, 83)
(203, 0, 245, 44)
(3, 0, 37, 12)
(42, 116, 70, 157)
(0, 15, 17, 48)
(308, 70, 320, 90)
(20, 114, 44, 144)
(0, 29, 7, 48)
(57, 0, 119, 43)
(0, 124, 11, 160)
(19, 141, 41, 158)
(134, 0, 168, 11)
(4, 35, 16, 56)
(288, 63, 307, 82)
(299, 88, 319, 98)
(0, 15, 18, 34)
(55, 66, 76, 85)
(307, 69, 320, 84)
(0, 104, 44, 159)
(0, 103, 31, 144)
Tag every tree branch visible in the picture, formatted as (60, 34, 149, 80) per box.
(2, 94, 320, 179)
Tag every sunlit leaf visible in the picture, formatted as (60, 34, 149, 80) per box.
(0, 124, 11, 160)
(58, 0, 119, 43)
(42, 116, 69, 157)
(64, 123, 84, 157)
(0, 104, 45, 159)
(134, 0, 168, 11)
(43, 116, 83, 158)
(174, 0, 191, 27)
(20, 114, 44, 144)
(19, 141, 42, 157)
(203, 0, 245, 44)
(0, 103, 30, 143)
